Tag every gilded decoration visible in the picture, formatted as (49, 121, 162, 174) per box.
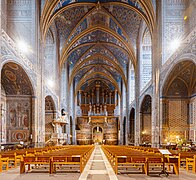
(70, 30, 127, 51)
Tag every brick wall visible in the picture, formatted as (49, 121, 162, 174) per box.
(168, 99, 188, 142)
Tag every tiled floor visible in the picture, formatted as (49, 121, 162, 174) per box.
(1, 146, 196, 180)
(79, 145, 118, 180)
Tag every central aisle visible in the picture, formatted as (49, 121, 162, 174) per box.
(79, 145, 118, 180)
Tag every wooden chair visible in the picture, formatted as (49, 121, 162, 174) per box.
(186, 155, 196, 173)
(0, 155, 9, 172)
(178, 152, 195, 168)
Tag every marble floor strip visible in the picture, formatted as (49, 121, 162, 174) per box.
(79, 145, 118, 180)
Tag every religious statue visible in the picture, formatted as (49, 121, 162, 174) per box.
(61, 110, 69, 123)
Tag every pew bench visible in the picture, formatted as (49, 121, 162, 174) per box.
(51, 156, 81, 173)
(146, 157, 163, 175)
(20, 146, 94, 174)
(20, 156, 52, 174)
(116, 156, 147, 174)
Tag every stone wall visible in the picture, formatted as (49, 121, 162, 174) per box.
(162, 0, 186, 63)
(44, 28, 59, 96)
(7, 0, 36, 62)
(168, 99, 188, 142)
(1, 0, 7, 30)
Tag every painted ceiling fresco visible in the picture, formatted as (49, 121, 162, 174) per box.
(44, 0, 154, 95)
(1, 63, 33, 95)
(163, 61, 196, 97)
(54, 0, 143, 14)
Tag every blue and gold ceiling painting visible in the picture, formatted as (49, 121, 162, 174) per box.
(44, 0, 154, 95)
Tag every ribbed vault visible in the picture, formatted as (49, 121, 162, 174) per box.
(41, 0, 155, 98)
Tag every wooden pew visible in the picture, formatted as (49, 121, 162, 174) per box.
(20, 145, 94, 174)
(115, 155, 147, 174)
(165, 156, 179, 175)
(146, 157, 163, 175)
(102, 145, 179, 176)
(51, 156, 81, 173)
(20, 156, 52, 174)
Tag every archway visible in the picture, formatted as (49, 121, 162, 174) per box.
(129, 108, 135, 144)
(140, 95, 152, 144)
(162, 61, 196, 144)
(1, 62, 34, 144)
(93, 126, 103, 144)
(45, 96, 55, 142)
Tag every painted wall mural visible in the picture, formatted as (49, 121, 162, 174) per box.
(1, 62, 33, 143)
(6, 97, 32, 142)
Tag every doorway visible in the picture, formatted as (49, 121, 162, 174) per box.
(93, 126, 103, 144)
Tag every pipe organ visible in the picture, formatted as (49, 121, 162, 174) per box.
(76, 81, 119, 145)
(78, 85, 118, 116)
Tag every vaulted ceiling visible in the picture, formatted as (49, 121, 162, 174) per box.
(163, 61, 196, 97)
(41, 0, 155, 95)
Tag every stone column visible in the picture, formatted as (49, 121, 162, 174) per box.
(0, 1, 2, 146)
(151, 0, 162, 147)
(120, 82, 127, 145)
(127, 66, 131, 140)
(61, 62, 69, 144)
(139, 112, 143, 144)
(135, 55, 141, 146)
(61, 62, 69, 109)
(69, 82, 75, 144)
(70, 80, 77, 145)
(36, 40, 45, 147)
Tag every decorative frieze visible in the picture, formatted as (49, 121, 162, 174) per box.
(1, 30, 35, 72)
